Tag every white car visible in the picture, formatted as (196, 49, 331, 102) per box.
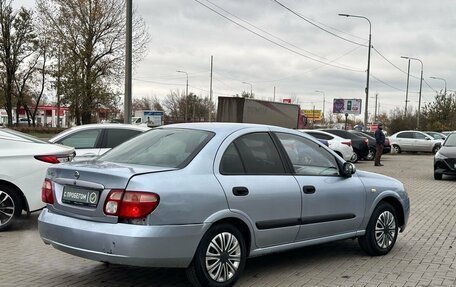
(299, 129, 355, 162)
(0, 127, 74, 231)
(49, 124, 150, 161)
(389, 130, 443, 153)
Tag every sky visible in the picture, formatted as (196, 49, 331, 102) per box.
(13, 0, 456, 121)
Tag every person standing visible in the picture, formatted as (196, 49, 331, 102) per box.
(374, 123, 385, 166)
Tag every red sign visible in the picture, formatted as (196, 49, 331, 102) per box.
(282, 98, 291, 104)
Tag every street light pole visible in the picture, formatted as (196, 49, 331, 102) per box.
(177, 70, 189, 122)
(401, 56, 423, 129)
(242, 81, 253, 97)
(339, 13, 371, 128)
(315, 90, 325, 121)
(430, 76, 447, 95)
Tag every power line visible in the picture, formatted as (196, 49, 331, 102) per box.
(203, 0, 328, 62)
(192, 0, 364, 73)
(370, 74, 406, 92)
(271, 0, 367, 47)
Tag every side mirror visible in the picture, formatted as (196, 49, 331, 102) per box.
(342, 162, 356, 177)
(425, 137, 431, 140)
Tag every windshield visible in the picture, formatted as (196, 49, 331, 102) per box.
(426, 132, 445, 140)
(99, 128, 213, 168)
(444, 134, 456, 147)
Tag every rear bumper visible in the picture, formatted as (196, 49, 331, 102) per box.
(38, 209, 206, 268)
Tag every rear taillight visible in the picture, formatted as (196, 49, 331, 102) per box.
(104, 190, 160, 219)
(341, 141, 352, 147)
(41, 179, 54, 204)
(35, 153, 73, 164)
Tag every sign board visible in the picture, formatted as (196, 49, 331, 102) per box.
(143, 111, 164, 126)
(302, 109, 322, 121)
(282, 98, 292, 104)
(332, 99, 362, 115)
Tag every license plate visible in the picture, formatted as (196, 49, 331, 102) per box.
(62, 186, 100, 207)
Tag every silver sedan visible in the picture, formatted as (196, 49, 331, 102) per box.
(38, 123, 410, 287)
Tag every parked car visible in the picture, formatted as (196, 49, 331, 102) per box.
(300, 129, 355, 162)
(349, 130, 391, 161)
(423, 131, 446, 141)
(0, 127, 74, 231)
(38, 123, 409, 287)
(442, 131, 456, 137)
(322, 129, 369, 162)
(389, 130, 442, 154)
(359, 130, 392, 151)
(49, 123, 150, 160)
(434, 133, 456, 180)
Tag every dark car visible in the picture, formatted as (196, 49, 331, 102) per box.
(434, 133, 456, 180)
(322, 129, 369, 162)
(350, 131, 391, 161)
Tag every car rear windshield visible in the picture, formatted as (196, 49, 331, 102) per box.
(99, 128, 214, 168)
(0, 128, 47, 143)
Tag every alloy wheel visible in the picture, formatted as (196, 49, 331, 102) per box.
(375, 211, 396, 249)
(205, 232, 241, 283)
(0, 190, 15, 227)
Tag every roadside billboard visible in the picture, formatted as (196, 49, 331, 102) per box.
(302, 109, 322, 121)
(333, 99, 362, 115)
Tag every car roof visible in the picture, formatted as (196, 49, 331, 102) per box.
(161, 122, 303, 137)
(63, 123, 151, 131)
(299, 129, 347, 140)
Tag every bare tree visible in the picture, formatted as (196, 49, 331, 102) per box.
(37, 0, 149, 124)
(0, 0, 37, 126)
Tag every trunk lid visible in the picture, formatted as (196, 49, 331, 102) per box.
(45, 160, 176, 222)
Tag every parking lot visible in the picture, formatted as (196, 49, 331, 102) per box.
(1, 153, 455, 287)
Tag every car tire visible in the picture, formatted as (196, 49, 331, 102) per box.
(392, 145, 401, 154)
(350, 152, 358, 163)
(358, 202, 398, 256)
(432, 145, 440, 154)
(186, 223, 247, 287)
(434, 172, 443, 180)
(366, 148, 376, 161)
(0, 184, 22, 232)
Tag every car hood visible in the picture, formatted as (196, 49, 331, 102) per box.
(356, 170, 404, 192)
(46, 160, 177, 189)
(439, 146, 456, 157)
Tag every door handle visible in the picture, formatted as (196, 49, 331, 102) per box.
(303, 185, 316, 194)
(232, 186, 249, 196)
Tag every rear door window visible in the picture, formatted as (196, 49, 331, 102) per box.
(225, 133, 286, 175)
(104, 128, 143, 148)
(58, 129, 102, 149)
(397, 132, 413, 139)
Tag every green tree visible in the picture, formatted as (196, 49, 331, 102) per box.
(421, 92, 456, 131)
(37, 0, 149, 124)
(387, 107, 417, 134)
(0, 1, 37, 126)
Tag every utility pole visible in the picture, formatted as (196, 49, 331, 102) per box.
(124, 0, 132, 124)
(209, 56, 213, 122)
(401, 56, 424, 129)
(273, 86, 276, 101)
(57, 47, 61, 128)
(374, 93, 378, 121)
(339, 14, 371, 127)
(404, 59, 410, 116)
